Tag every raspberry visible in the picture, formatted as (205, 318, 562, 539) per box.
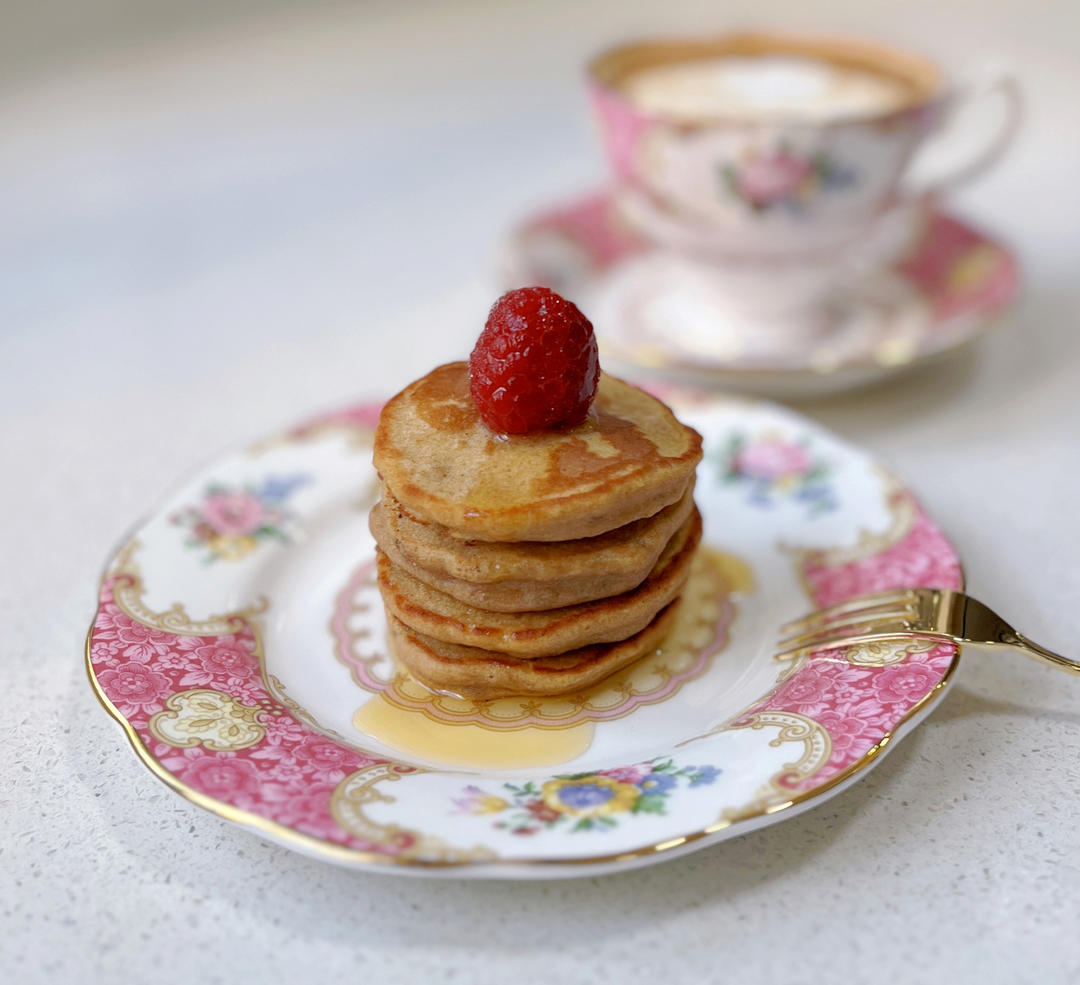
(469, 287, 600, 434)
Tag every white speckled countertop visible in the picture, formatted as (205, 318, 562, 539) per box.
(3, 1, 1079, 982)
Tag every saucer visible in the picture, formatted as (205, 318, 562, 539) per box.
(500, 192, 1019, 399)
(87, 391, 962, 878)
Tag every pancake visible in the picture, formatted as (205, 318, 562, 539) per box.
(373, 362, 703, 542)
(376, 509, 700, 656)
(369, 480, 696, 612)
(386, 602, 679, 699)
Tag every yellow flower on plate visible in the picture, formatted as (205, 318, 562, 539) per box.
(541, 776, 638, 818)
(474, 795, 509, 815)
(210, 534, 258, 561)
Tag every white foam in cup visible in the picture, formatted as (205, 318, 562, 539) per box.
(624, 54, 915, 122)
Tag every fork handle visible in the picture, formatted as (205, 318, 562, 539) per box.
(1010, 633, 1080, 677)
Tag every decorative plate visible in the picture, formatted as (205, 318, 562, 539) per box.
(500, 191, 1020, 399)
(87, 393, 962, 878)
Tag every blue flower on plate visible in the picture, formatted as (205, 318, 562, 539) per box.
(557, 782, 618, 809)
(257, 474, 311, 503)
(636, 773, 677, 795)
(686, 765, 722, 787)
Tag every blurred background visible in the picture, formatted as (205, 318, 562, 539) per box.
(4, 0, 1079, 414)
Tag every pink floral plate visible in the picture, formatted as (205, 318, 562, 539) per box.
(87, 393, 962, 878)
(500, 191, 1020, 399)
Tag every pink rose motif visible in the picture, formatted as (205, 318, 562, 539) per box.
(293, 735, 372, 782)
(93, 601, 122, 633)
(97, 661, 171, 710)
(180, 755, 261, 797)
(738, 153, 813, 208)
(599, 764, 651, 784)
(202, 491, 265, 536)
(771, 668, 833, 711)
(195, 639, 255, 679)
(736, 440, 813, 480)
(816, 709, 873, 757)
(872, 663, 942, 704)
(260, 712, 309, 747)
(267, 785, 339, 831)
(114, 621, 172, 662)
(805, 508, 963, 607)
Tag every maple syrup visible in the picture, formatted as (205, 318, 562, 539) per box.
(353, 696, 594, 769)
(351, 546, 752, 770)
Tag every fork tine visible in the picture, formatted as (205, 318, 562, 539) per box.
(778, 607, 916, 648)
(778, 616, 919, 655)
(779, 589, 919, 634)
(775, 630, 954, 662)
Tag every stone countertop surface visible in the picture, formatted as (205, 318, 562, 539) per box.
(2, 1, 1078, 982)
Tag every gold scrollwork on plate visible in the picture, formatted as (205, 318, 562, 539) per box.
(109, 541, 267, 636)
(263, 673, 354, 743)
(719, 711, 832, 821)
(842, 638, 938, 666)
(88, 411, 964, 871)
(149, 689, 266, 751)
(331, 764, 495, 863)
(109, 542, 354, 745)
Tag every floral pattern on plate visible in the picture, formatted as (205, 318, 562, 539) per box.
(91, 574, 400, 846)
(87, 396, 962, 876)
(715, 432, 837, 515)
(170, 475, 310, 562)
(456, 759, 722, 835)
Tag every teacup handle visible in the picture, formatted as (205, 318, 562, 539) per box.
(900, 70, 1022, 204)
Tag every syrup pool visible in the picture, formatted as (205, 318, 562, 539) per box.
(347, 548, 753, 770)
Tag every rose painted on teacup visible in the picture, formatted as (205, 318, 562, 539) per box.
(721, 149, 856, 213)
(736, 153, 813, 207)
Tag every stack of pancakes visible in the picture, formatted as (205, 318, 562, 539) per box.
(370, 362, 703, 700)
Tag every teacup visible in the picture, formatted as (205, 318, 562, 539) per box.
(588, 32, 1020, 316)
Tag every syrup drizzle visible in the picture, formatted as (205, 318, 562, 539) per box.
(350, 547, 753, 770)
(353, 697, 595, 769)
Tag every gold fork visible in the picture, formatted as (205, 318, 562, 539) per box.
(777, 588, 1079, 675)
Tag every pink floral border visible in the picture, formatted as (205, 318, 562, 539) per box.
(731, 497, 961, 790)
(88, 405, 963, 861)
(89, 575, 418, 855)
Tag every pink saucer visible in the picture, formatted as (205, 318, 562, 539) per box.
(501, 191, 1020, 398)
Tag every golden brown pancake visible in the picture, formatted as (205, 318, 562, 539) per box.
(373, 362, 703, 542)
(377, 510, 700, 656)
(369, 480, 695, 611)
(386, 602, 679, 699)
